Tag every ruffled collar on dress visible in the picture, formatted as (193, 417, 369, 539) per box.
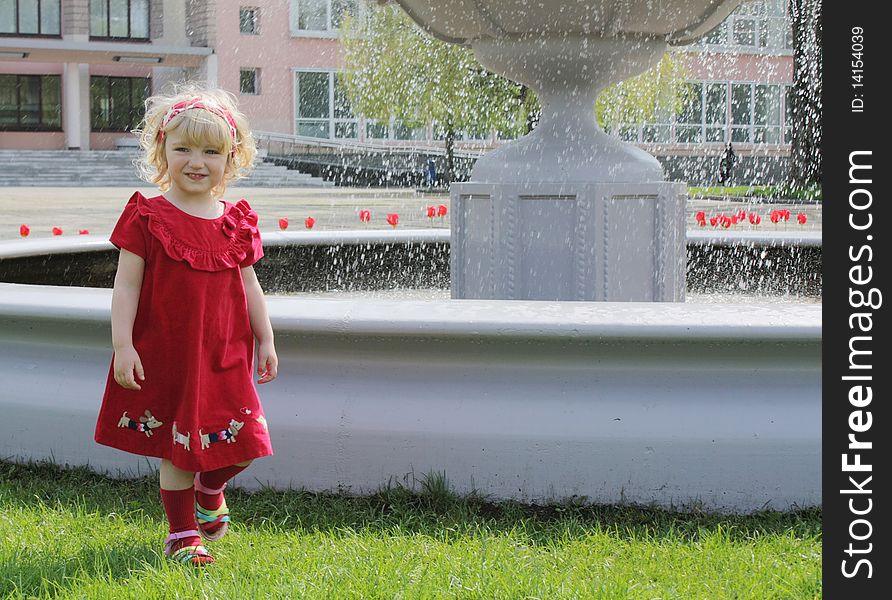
(126, 191, 260, 272)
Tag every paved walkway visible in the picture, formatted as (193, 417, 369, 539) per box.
(1, 187, 821, 241)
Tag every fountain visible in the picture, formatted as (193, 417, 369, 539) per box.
(393, 0, 742, 301)
(0, 1, 820, 512)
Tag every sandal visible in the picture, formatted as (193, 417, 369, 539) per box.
(164, 530, 214, 566)
(194, 473, 231, 541)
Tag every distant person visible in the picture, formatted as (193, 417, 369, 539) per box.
(426, 157, 438, 188)
(94, 85, 277, 567)
(719, 142, 736, 185)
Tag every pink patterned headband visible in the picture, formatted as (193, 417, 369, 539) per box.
(158, 98, 239, 154)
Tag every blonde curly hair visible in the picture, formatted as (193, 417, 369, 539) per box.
(133, 84, 257, 198)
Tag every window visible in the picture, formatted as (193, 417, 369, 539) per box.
(365, 119, 426, 141)
(674, 82, 727, 144)
(240, 68, 259, 95)
(730, 83, 752, 142)
(393, 120, 426, 140)
(239, 7, 258, 34)
(295, 70, 357, 139)
(0, 74, 61, 130)
(0, 0, 61, 35)
(332, 74, 355, 137)
(732, 18, 756, 46)
(784, 85, 793, 143)
(727, 82, 787, 144)
(365, 121, 387, 140)
(698, 0, 791, 52)
(90, 0, 149, 40)
(90, 76, 149, 131)
(701, 23, 727, 46)
(636, 104, 674, 143)
(704, 83, 727, 142)
(292, 0, 359, 34)
(676, 82, 703, 143)
(753, 84, 783, 143)
(629, 78, 791, 146)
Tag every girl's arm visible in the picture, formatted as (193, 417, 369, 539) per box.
(241, 265, 278, 384)
(111, 249, 146, 390)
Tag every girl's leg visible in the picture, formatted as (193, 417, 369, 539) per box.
(196, 460, 252, 510)
(160, 458, 194, 490)
(159, 459, 213, 565)
(194, 460, 252, 539)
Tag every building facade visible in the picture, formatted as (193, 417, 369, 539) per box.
(2, 0, 794, 181)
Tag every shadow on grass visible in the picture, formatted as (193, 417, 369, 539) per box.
(1, 459, 821, 549)
(1, 543, 163, 597)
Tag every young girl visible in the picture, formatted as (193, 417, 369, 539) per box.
(94, 86, 277, 566)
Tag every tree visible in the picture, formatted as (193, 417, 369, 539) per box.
(340, 5, 530, 184)
(789, 0, 822, 189)
(595, 53, 688, 134)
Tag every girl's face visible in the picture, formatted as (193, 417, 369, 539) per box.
(163, 128, 228, 202)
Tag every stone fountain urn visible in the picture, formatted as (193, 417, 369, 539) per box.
(392, 0, 742, 301)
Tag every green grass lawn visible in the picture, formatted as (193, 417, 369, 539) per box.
(688, 185, 822, 202)
(0, 461, 820, 599)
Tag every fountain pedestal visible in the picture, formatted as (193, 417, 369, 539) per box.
(450, 34, 686, 301)
(451, 182, 685, 301)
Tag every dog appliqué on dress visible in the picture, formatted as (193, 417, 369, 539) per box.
(117, 410, 163, 437)
(171, 422, 192, 452)
(200, 419, 244, 450)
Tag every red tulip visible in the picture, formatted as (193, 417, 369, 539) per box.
(749, 213, 761, 225)
(426, 206, 437, 218)
(709, 216, 718, 227)
(782, 209, 791, 221)
(730, 215, 739, 225)
(19, 224, 30, 237)
(437, 204, 448, 217)
(769, 210, 780, 224)
(278, 217, 289, 230)
(305, 216, 315, 229)
(797, 213, 807, 224)
(79, 229, 90, 235)
(52, 227, 63, 236)
(386, 213, 399, 228)
(721, 216, 732, 228)
(359, 210, 371, 222)
(695, 211, 706, 222)
(736, 210, 747, 221)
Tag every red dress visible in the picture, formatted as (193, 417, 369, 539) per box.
(95, 192, 273, 472)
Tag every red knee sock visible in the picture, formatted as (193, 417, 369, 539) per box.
(160, 487, 201, 550)
(196, 464, 248, 510)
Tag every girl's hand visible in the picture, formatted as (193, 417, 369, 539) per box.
(114, 346, 145, 390)
(256, 342, 278, 384)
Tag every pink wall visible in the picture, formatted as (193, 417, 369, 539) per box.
(0, 61, 151, 78)
(89, 64, 154, 78)
(0, 61, 63, 75)
(0, 132, 65, 149)
(683, 52, 793, 84)
(214, 1, 342, 134)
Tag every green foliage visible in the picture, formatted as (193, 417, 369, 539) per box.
(339, 6, 531, 138)
(595, 52, 688, 131)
